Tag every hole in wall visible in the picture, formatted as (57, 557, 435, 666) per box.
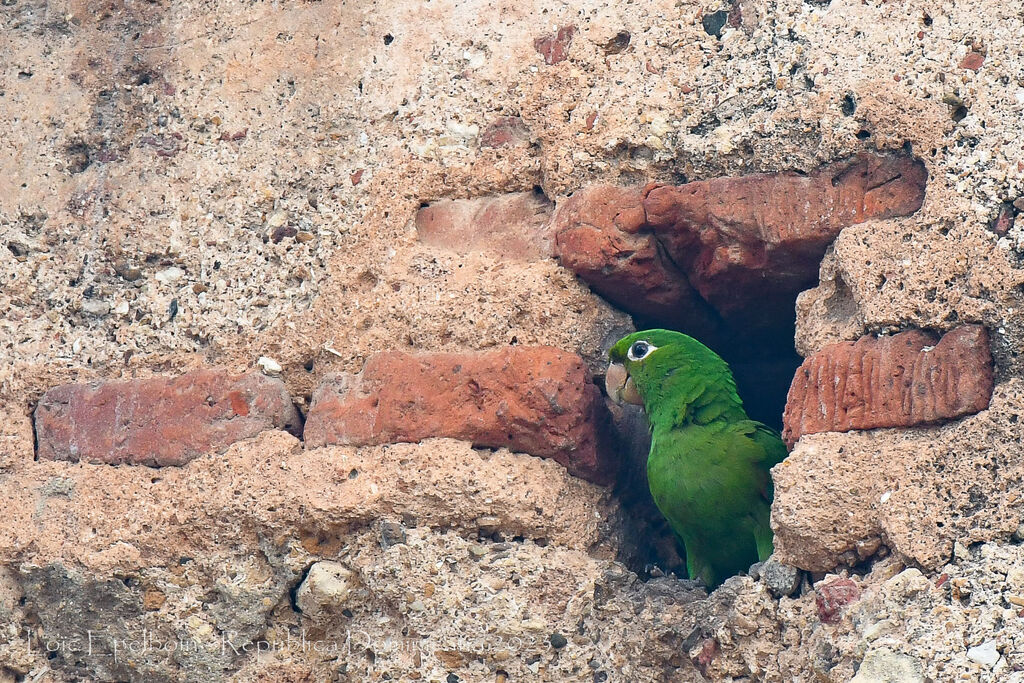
(582, 152, 929, 578)
(609, 304, 803, 578)
(840, 93, 856, 116)
(30, 400, 40, 462)
(602, 31, 631, 55)
(701, 10, 728, 37)
(289, 563, 313, 614)
(64, 141, 92, 174)
(625, 311, 800, 430)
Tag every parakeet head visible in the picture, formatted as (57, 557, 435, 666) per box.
(606, 329, 736, 411)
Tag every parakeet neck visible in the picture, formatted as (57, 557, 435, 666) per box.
(644, 374, 748, 432)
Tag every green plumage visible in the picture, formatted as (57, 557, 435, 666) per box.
(607, 329, 787, 588)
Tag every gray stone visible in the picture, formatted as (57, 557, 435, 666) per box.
(761, 556, 802, 597)
(380, 519, 407, 548)
(81, 299, 110, 316)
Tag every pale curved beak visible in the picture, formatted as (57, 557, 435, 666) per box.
(606, 362, 643, 405)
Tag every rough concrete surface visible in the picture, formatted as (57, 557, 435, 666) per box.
(3, 0, 1024, 680)
(774, 378, 1024, 573)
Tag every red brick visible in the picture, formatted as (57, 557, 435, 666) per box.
(534, 25, 576, 65)
(35, 370, 302, 466)
(991, 202, 1016, 236)
(691, 638, 719, 678)
(415, 191, 553, 260)
(552, 185, 721, 332)
(782, 325, 993, 447)
(303, 347, 616, 484)
(643, 153, 927, 329)
(551, 154, 926, 337)
(815, 577, 860, 624)
(960, 51, 985, 71)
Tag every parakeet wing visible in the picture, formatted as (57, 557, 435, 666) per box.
(748, 422, 788, 501)
(743, 421, 788, 561)
(648, 419, 786, 585)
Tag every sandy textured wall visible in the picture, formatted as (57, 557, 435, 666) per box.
(2, 0, 1024, 680)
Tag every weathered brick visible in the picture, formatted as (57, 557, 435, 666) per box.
(304, 346, 616, 484)
(960, 51, 985, 71)
(815, 577, 860, 624)
(479, 116, 530, 148)
(35, 369, 302, 466)
(415, 191, 554, 261)
(644, 153, 927, 330)
(552, 184, 721, 332)
(782, 325, 993, 446)
(553, 153, 926, 336)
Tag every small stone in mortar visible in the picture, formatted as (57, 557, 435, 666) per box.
(760, 557, 802, 597)
(379, 520, 407, 548)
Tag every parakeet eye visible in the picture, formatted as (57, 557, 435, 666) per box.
(627, 340, 657, 361)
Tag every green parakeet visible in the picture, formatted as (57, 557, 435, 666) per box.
(606, 329, 787, 588)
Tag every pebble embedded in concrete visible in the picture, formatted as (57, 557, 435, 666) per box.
(966, 640, 1000, 668)
(295, 561, 358, 619)
(256, 356, 282, 376)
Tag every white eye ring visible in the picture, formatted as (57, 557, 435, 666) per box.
(627, 340, 658, 361)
